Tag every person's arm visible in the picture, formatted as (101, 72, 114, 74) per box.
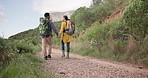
(50, 21, 58, 36)
(59, 22, 65, 36)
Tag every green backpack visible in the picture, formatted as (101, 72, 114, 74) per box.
(38, 17, 51, 36)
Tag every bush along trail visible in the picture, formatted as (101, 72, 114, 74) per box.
(0, 37, 52, 78)
(38, 49, 148, 78)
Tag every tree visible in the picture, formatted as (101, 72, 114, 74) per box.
(123, 0, 148, 39)
(71, 7, 96, 31)
(92, 0, 102, 6)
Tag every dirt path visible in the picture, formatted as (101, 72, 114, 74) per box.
(37, 49, 148, 78)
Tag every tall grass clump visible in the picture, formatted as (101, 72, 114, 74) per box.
(0, 53, 52, 78)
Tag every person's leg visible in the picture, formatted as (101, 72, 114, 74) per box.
(47, 36, 52, 58)
(66, 42, 70, 59)
(42, 38, 47, 60)
(61, 40, 65, 57)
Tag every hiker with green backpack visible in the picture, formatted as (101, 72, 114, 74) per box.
(58, 15, 75, 59)
(39, 12, 59, 60)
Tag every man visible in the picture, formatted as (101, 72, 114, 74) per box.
(39, 12, 59, 60)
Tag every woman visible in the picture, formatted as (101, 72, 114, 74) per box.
(58, 15, 74, 59)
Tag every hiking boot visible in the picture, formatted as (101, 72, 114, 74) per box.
(66, 57, 70, 59)
(66, 52, 70, 59)
(47, 54, 51, 58)
(62, 55, 65, 57)
(44, 56, 48, 60)
(61, 50, 65, 58)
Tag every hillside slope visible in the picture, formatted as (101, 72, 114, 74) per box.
(71, 0, 148, 67)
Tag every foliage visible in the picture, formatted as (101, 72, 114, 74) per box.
(0, 21, 61, 77)
(0, 38, 9, 53)
(72, 18, 148, 66)
(70, 0, 148, 67)
(54, 21, 61, 30)
(0, 32, 50, 78)
(91, 4, 111, 21)
(70, 0, 127, 33)
(9, 28, 38, 40)
(71, 7, 96, 31)
(84, 20, 119, 46)
(123, 0, 148, 39)
(0, 53, 52, 78)
(91, 0, 102, 6)
(0, 38, 14, 70)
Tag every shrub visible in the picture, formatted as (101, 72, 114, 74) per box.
(0, 53, 52, 78)
(123, 0, 148, 39)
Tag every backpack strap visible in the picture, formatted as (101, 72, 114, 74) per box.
(63, 21, 67, 33)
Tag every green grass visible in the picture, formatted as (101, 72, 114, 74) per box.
(72, 44, 148, 67)
(0, 53, 52, 78)
(71, 19, 148, 67)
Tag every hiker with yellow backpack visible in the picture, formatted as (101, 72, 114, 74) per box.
(39, 12, 59, 60)
(58, 15, 75, 59)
